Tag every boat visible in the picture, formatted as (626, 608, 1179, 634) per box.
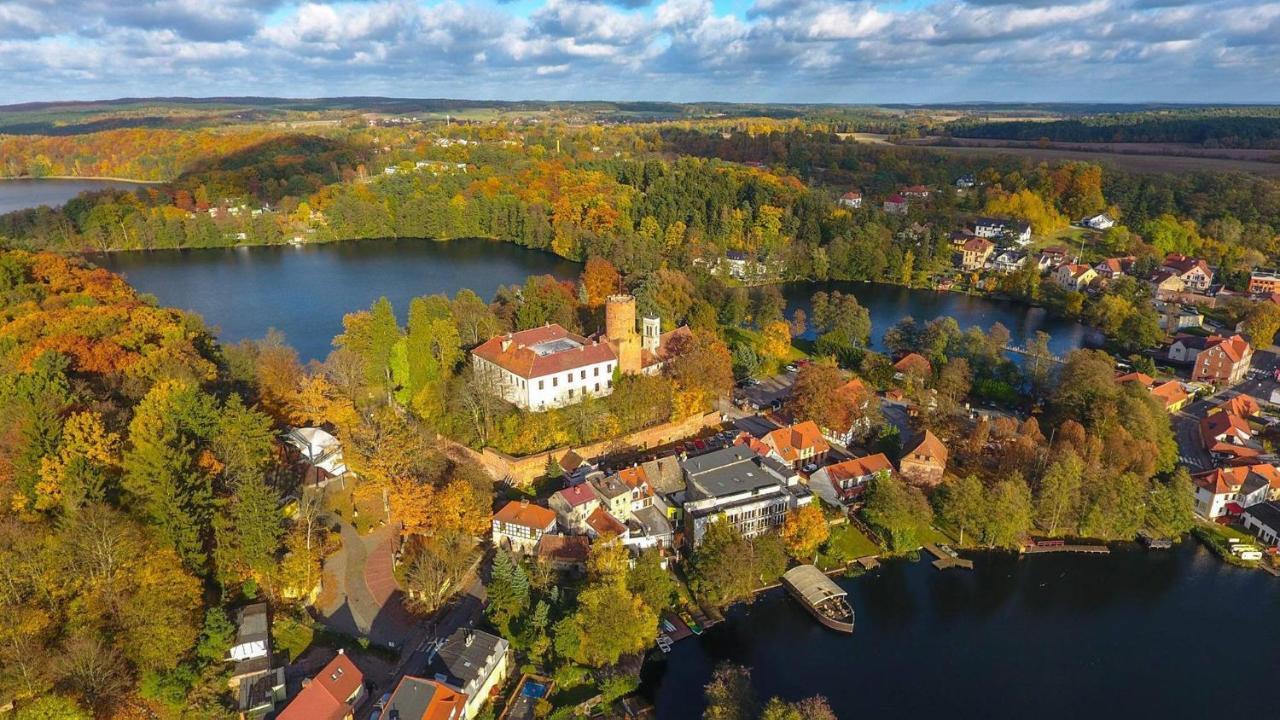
(680, 611, 703, 635)
(781, 565, 854, 633)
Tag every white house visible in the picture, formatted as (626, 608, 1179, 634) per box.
(1084, 213, 1115, 230)
(974, 216, 1033, 245)
(1242, 502, 1280, 547)
(809, 454, 893, 508)
(1192, 465, 1279, 519)
(838, 190, 863, 209)
(283, 426, 349, 486)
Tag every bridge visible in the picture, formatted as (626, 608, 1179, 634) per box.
(1003, 343, 1066, 364)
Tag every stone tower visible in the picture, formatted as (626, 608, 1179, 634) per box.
(605, 294, 642, 374)
(642, 316, 661, 353)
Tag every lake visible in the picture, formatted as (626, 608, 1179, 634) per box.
(642, 543, 1279, 719)
(0, 177, 146, 214)
(92, 238, 1094, 362)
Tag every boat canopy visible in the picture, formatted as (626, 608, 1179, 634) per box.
(782, 565, 847, 605)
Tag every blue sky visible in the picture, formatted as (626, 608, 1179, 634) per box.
(1, 0, 1279, 104)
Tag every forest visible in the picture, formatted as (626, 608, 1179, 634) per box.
(944, 108, 1280, 149)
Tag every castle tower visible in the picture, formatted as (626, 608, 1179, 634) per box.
(642, 316, 661, 353)
(605, 294, 642, 374)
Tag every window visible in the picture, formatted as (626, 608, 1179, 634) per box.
(594, 366, 600, 377)
(594, 383, 600, 392)
(552, 377, 558, 387)
(607, 379, 613, 388)
(569, 389, 575, 398)
(566, 372, 572, 384)
(580, 370, 586, 380)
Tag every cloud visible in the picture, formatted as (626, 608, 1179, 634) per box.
(0, 0, 1278, 103)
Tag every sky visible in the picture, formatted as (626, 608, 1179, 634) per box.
(2, 0, 1279, 105)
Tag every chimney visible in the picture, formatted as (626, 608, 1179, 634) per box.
(465, 631, 475, 647)
(501, 334, 513, 352)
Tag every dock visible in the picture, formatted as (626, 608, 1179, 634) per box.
(924, 543, 974, 570)
(1022, 541, 1110, 555)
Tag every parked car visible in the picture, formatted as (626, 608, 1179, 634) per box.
(802, 463, 818, 474)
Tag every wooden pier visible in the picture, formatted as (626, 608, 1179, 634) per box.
(1022, 543, 1110, 555)
(924, 543, 974, 570)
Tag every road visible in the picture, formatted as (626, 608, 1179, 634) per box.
(1170, 347, 1279, 473)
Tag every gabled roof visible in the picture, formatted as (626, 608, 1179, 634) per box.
(426, 628, 508, 694)
(1095, 256, 1135, 274)
(552, 484, 599, 509)
(894, 352, 932, 376)
(904, 430, 948, 466)
(840, 190, 862, 200)
(385, 676, 467, 720)
(536, 534, 590, 564)
(1218, 394, 1261, 418)
(962, 237, 994, 252)
(472, 325, 615, 379)
(762, 421, 830, 463)
(825, 454, 892, 483)
(639, 455, 685, 496)
(1149, 380, 1190, 409)
(885, 194, 907, 204)
(493, 500, 556, 531)
(1162, 253, 1212, 277)
(278, 652, 363, 720)
(1200, 412, 1252, 443)
(586, 506, 627, 536)
(616, 465, 651, 492)
(1204, 334, 1251, 363)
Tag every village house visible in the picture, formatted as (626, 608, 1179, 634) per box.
(1161, 253, 1214, 293)
(1248, 270, 1280, 297)
(1094, 256, 1135, 281)
(1035, 247, 1068, 271)
(899, 430, 948, 487)
(426, 628, 510, 720)
(680, 446, 812, 547)
(838, 190, 863, 209)
(990, 249, 1027, 274)
(585, 505, 628, 539)
(1154, 302, 1204, 333)
(382, 676, 467, 720)
(592, 472, 636, 521)
(535, 534, 591, 573)
(808, 453, 893, 508)
(639, 455, 687, 513)
(1168, 334, 1212, 363)
(491, 500, 557, 554)
(1216, 394, 1261, 419)
(1242, 502, 1280, 547)
(761, 420, 831, 471)
(1054, 263, 1098, 291)
(622, 504, 676, 552)
(819, 378, 874, 445)
(955, 174, 976, 190)
(278, 651, 364, 720)
(230, 603, 285, 716)
(548, 484, 601, 533)
(901, 184, 930, 199)
(883, 194, 910, 215)
(1148, 270, 1187, 301)
(958, 237, 995, 271)
(973, 216, 1033, 245)
(471, 295, 689, 411)
(1192, 464, 1280, 519)
(893, 352, 933, 379)
(1084, 213, 1115, 230)
(1116, 372, 1191, 413)
(1191, 334, 1253, 385)
(1200, 411, 1257, 462)
(283, 426, 350, 487)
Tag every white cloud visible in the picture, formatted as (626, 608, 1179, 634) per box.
(0, 0, 1277, 103)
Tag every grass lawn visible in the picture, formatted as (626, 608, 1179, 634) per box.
(815, 523, 882, 570)
(725, 326, 809, 368)
(920, 524, 958, 548)
(273, 614, 316, 664)
(1192, 522, 1259, 568)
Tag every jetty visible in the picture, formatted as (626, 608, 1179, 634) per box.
(924, 543, 974, 570)
(1022, 539, 1110, 555)
(1138, 532, 1173, 550)
(781, 565, 854, 633)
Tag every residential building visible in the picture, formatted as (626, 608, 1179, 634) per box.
(1168, 334, 1213, 363)
(1191, 334, 1253, 385)
(1193, 464, 1279, 519)
(1217, 394, 1261, 419)
(955, 174, 976, 190)
(639, 455, 686, 508)
(491, 501, 557, 554)
(1248, 270, 1280, 296)
(230, 603, 284, 715)
(535, 534, 590, 573)
(820, 378, 874, 445)
(973, 216, 1032, 245)
(591, 472, 634, 521)
(1154, 302, 1203, 332)
(899, 430, 948, 487)
(958, 237, 995, 271)
(838, 190, 863, 209)
(809, 453, 893, 508)
(1242, 501, 1280, 546)
(278, 651, 364, 720)
(680, 446, 812, 547)
(1084, 213, 1115, 230)
(585, 505, 628, 538)
(1200, 411, 1256, 462)
(761, 420, 831, 470)
(990, 249, 1027, 274)
(1116, 372, 1191, 413)
(623, 504, 676, 552)
(883, 195, 909, 215)
(1035, 247, 1068, 271)
(471, 295, 688, 410)
(383, 676, 467, 720)
(1162, 253, 1214, 292)
(1054, 263, 1097, 291)
(894, 352, 933, 378)
(548, 484, 601, 533)
(1149, 270, 1187, 301)
(1094, 256, 1135, 281)
(901, 184, 930, 199)
(427, 629, 510, 719)
(283, 426, 350, 487)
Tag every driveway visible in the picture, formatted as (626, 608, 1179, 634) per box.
(316, 519, 416, 649)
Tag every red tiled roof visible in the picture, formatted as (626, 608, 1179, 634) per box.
(1116, 371, 1156, 386)
(962, 237, 993, 252)
(886, 194, 907, 204)
(1149, 380, 1189, 409)
(906, 430, 948, 466)
(472, 325, 616, 379)
(841, 190, 862, 200)
(617, 465, 650, 491)
(553, 484, 599, 509)
(535, 534, 590, 564)
(826, 454, 892, 483)
(894, 352, 932, 376)
(278, 653, 363, 720)
(1219, 394, 1261, 418)
(586, 506, 627, 537)
(493, 500, 556, 530)
(763, 421, 830, 463)
(1200, 412, 1252, 445)
(1162, 253, 1211, 276)
(1204, 334, 1251, 364)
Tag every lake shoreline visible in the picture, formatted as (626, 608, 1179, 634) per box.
(0, 175, 163, 184)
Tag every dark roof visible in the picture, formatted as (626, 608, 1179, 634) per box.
(427, 628, 508, 696)
(1244, 501, 1280, 532)
(235, 603, 269, 646)
(386, 676, 439, 720)
(681, 446, 786, 499)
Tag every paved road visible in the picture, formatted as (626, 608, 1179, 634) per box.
(315, 519, 416, 648)
(1170, 348, 1279, 473)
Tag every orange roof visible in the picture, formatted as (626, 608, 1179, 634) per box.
(905, 430, 948, 466)
(826, 454, 892, 483)
(1205, 334, 1252, 363)
(1116, 371, 1155, 387)
(1194, 466, 1250, 494)
(1200, 412, 1251, 445)
(536, 534, 590, 564)
(586, 506, 627, 537)
(1149, 380, 1189, 409)
(1219, 394, 1260, 418)
(472, 325, 616, 379)
(493, 500, 556, 531)
(617, 465, 650, 491)
(763, 421, 830, 463)
(894, 353, 932, 376)
(962, 237, 993, 252)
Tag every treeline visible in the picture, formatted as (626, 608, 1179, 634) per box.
(946, 110, 1280, 149)
(0, 128, 283, 180)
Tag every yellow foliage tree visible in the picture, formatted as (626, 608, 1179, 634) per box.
(760, 321, 794, 362)
(780, 504, 829, 560)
